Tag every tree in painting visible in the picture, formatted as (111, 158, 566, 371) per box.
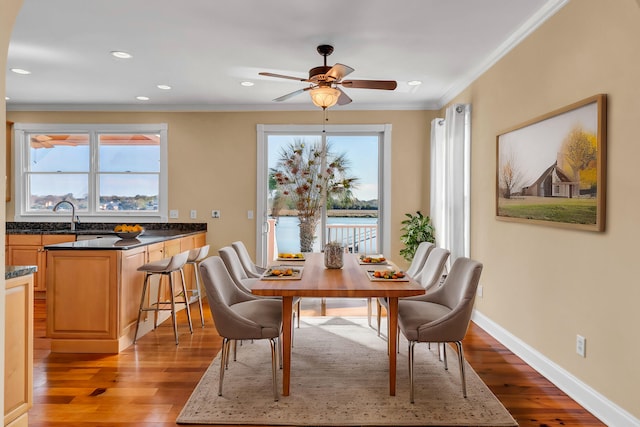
(560, 124, 597, 191)
(272, 138, 358, 252)
(499, 150, 525, 199)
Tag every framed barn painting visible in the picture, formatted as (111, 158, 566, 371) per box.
(496, 94, 607, 231)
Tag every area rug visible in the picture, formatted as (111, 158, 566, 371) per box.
(177, 316, 517, 426)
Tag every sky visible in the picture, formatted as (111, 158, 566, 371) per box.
(267, 134, 379, 201)
(498, 101, 598, 185)
(29, 144, 160, 197)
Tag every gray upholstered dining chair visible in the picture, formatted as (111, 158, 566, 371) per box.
(376, 247, 450, 336)
(219, 245, 300, 329)
(199, 256, 282, 401)
(219, 246, 259, 294)
(231, 240, 266, 278)
(405, 241, 435, 282)
(397, 256, 483, 403)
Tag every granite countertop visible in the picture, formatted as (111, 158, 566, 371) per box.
(6, 222, 207, 235)
(45, 230, 205, 251)
(6, 265, 38, 280)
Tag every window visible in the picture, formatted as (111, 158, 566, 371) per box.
(13, 123, 168, 222)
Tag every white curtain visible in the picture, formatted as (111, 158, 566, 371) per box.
(430, 104, 471, 266)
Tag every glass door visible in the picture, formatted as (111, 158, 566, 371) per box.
(257, 124, 391, 266)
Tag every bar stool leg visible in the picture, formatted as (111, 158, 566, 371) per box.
(168, 273, 179, 345)
(179, 268, 193, 334)
(154, 273, 162, 329)
(192, 262, 205, 327)
(133, 273, 151, 344)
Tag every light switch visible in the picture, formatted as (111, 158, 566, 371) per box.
(169, 209, 179, 219)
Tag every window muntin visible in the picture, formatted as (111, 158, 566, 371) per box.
(14, 123, 168, 222)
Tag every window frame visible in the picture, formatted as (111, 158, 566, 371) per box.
(13, 123, 168, 223)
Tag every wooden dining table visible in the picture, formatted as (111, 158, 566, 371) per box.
(252, 252, 425, 396)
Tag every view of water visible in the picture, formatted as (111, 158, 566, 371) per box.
(274, 216, 378, 253)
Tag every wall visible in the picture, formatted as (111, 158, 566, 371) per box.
(5, 110, 436, 267)
(1, 0, 25, 418)
(451, 0, 640, 421)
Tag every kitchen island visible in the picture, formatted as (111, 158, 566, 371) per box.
(44, 230, 206, 353)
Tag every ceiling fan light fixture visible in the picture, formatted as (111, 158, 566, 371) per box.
(310, 86, 340, 109)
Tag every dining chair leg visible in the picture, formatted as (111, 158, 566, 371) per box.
(376, 299, 382, 336)
(296, 299, 301, 328)
(409, 341, 416, 403)
(455, 341, 467, 398)
(218, 338, 230, 396)
(367, 297, 372, 327)
(269, 338, 279, 401)
(442, 342, 448, 370)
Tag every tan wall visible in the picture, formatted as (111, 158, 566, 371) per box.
(2, 0, 25, 417)
(5, 110, 436, 267)
(450, 0, 640, 418)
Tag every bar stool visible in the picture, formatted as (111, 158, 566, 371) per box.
(185, 244, 210, 327)
(133, 250, 193, 345)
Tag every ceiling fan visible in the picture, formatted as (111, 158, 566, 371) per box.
(259, 44, 397, 109)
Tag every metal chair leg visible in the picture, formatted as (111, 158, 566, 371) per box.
(218, 338, 230, 396)
(269, 338, 279, 401)
(455, 341, 467, 398)
(409, 341, 416, 403)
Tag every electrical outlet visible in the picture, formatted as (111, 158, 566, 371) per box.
(576, 334, 586, 357)
(169, 209, 179, 219)
(190, 209, 197, 219)
(247, 210, 254, 219)
(211, 210, 220, 219)
(477, 285, 483, 297)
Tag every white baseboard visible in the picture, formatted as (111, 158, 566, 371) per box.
(471, 310, 639, 427)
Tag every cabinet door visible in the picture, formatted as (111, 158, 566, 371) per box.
(4, 274, 34, 425)
(119, 247, 148, 336)
(8, 246, 45, 291)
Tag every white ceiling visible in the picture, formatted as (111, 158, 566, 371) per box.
(6, 0, 567, 112)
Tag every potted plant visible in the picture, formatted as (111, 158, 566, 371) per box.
(399, 211, 435, 262)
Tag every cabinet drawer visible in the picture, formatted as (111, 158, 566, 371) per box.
(42, 235, 76, 245)
(8, 235, 42, 246)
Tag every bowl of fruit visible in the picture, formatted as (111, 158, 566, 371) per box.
(114, 224, 144, 239)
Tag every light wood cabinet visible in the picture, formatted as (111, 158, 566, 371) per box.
(4, 273, 34, 427)
(7, 234, 75, 297)
(46, 233, 206, 353)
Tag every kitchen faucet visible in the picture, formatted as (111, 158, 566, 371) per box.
(53, 200, 79, 231)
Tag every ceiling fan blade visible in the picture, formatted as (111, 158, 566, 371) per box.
(336, 87, 352, 106)
(259, 72, 310, 82)
(325, 63, 354, 82)
(273, 87, 312, 102)
(341, 80, 398, 90)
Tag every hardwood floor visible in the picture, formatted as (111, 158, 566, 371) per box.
(29, 298, 605, 426)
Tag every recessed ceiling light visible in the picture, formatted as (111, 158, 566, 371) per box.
(241, 81, 254, 87)
(111, 51, 133, 59)
(156, 84, 172, 90)
(10, 68, 31, 75)
(407, 80, 422, 86)
(136, 96, 150, 101)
